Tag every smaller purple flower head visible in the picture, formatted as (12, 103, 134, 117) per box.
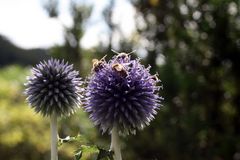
(84, 53, 163, 135)
(25, 58, 83, 117)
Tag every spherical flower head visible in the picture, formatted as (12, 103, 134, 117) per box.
(25, 58, 83, 117)
(85, 53, 163, 135)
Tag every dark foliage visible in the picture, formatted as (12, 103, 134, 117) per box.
(0, 35, 49, 66)
(125, 0, 240, 159)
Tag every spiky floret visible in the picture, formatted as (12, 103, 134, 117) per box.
(84, 54, 163, 135)
(25, 58, 83, 117)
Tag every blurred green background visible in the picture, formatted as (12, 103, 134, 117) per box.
(0, 0, 240, 159)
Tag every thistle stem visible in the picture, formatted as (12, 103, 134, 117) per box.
(110, 127, 122, 160)
(50, 112, 58, 160)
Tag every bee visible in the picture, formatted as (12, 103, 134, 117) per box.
(112, 63, 128, 77)
(111, 49, 136, 61)
(92, 55, 107, 72)
(116, 52, 130, 59)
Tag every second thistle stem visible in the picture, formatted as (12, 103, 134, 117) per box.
(50, 112, 58, 160)
(110, 127, 122, 160)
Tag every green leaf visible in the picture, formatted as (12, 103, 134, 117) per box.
(59, 135, 114, 160)
(96, 147, 114, 160)
(81, 145, 99, 153)
(73, 145, 99, 159)
(74, 150, 82, 160)
(58, 134, 83, 147)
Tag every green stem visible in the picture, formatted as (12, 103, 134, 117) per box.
(51, 112, 58, 160)
(110, 127, 122, 160)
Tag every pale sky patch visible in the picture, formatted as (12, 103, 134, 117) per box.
(0, 0, 135, 49)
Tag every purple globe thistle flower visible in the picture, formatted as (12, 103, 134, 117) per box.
(84, 53, 163, 135)
(25, 58, 83, 117)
